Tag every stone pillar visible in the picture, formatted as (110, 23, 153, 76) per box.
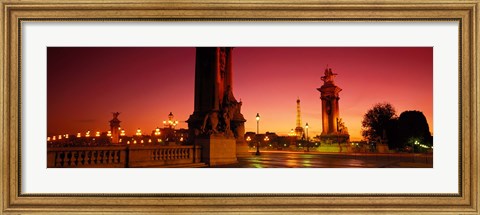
(321, 99, 328, 134)
(109, 112, 121, 144)
(317, 67, 350, 143)
(225, 48, 234, 91)
(111, 126, 119, 143)
(187, 47, 248, 165)
(332, 97, 339, 133)
(192, 48, 219, 114)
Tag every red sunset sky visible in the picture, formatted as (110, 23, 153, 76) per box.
(47, 47, 433, 141)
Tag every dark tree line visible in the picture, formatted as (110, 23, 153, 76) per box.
(361, 103, 432, 151)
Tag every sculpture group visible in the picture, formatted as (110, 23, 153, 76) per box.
(200, 85, 243, 138)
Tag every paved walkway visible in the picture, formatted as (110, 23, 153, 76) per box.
(214, 151, 433, 168)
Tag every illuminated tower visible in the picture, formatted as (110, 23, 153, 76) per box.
(294, 98, 304, 138)
(109, 112, 121, 144)
(317, 67, 349, 143)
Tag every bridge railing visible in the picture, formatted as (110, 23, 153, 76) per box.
(47, 145, 202, 168)
(127, 145, 202, 167)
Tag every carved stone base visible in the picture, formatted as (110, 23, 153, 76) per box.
(319, 133, 350, 144)
(235, 140, 251, 157)
(196, 135, 238, 166)
(376, 143, 389, 153)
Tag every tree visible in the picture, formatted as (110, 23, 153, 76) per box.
(361, 103, 397, 142)
(384, 118, 402, 150)
(397, 110, 432, 152)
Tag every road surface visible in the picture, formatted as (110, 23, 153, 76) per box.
(215, 151, 432, 168)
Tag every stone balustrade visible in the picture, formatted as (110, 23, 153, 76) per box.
(127, 145, 202, 167)
(47, 145, 202, 168)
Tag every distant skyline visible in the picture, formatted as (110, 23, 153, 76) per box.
(47, 47, 433, 141)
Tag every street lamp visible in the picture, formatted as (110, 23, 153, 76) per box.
(305, 123, 309, 141)
(305, 122, 309, 152)
(413, 140, 419, 154)
(246, 136, 251, 147)
(264, 136, 270, 143)
(255, 113, 260, 155)
(264, 136, 271, 148)
(411, 139, 419, 162)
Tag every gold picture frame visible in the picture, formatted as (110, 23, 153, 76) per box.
(1, 0, 478, 214)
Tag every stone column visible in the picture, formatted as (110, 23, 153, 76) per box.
(317, 67, 349, 144)
(225, 48, 234, 92)
(321, 99, 328, 135)
(328, 99, 335, 133)
(187, 47, 247, 165)
(331, 97, 338, 133)
(109, 113, 121, 144)
(193, 48, 217, 113)
(334, 97, 340, 133)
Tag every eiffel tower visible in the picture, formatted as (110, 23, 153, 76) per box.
(294, 97, 305, 139)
